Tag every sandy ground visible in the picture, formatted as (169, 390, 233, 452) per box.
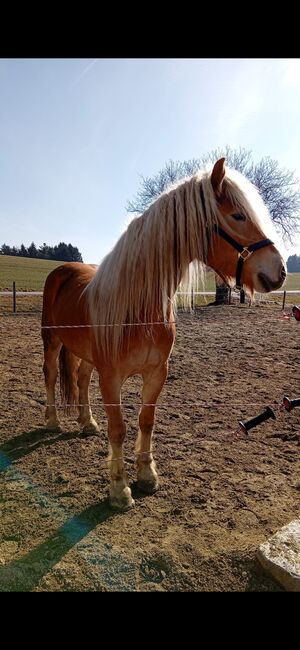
(0, 304, 299, 592)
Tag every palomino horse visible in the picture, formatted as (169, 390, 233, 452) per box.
(41, 158, 286, 510)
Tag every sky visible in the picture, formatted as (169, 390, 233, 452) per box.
(0, 57, 300, 264)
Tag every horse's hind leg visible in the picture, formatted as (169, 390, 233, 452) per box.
(42, 331, 62, 432)
(99, 372, 134, 510)
(136, 363, 168, 493)
(77, 360, 100, 435)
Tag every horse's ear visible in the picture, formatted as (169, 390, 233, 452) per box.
(211, 158, 226, 197)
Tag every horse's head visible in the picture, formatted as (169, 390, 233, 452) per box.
(206, 158, 286, 295)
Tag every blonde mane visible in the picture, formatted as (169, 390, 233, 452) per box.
(87, 165, 276, 358)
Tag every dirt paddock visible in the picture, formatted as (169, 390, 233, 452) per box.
(0, 304, 299, 591)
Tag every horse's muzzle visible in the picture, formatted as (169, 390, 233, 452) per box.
(258, 266, 286, 292)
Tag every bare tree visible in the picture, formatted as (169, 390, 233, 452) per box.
(127, 147, 300, 303)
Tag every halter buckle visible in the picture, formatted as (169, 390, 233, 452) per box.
(239, 248, 253, 261)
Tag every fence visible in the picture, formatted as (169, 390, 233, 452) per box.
(1, 284, 300, 314)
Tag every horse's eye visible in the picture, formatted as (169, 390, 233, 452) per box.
(232, 213, 246, 221)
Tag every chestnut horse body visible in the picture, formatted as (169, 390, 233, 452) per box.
(41, 159, 286, 509)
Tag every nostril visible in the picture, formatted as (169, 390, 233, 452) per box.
(281, 266, 287, 280)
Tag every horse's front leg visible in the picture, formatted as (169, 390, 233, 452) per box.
(136, 363, 168, 493)
(99, 372, 134, 510)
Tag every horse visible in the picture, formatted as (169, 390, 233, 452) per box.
(41, 158, 286, 510)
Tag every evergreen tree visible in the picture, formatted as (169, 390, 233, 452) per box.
(19, 244, 28, 257)
(27, 242, 38, 258)
(287, 254, 300, 272)
(1, 244, 12, 255)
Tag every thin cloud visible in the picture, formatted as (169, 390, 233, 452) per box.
(69, 59, 98, 91)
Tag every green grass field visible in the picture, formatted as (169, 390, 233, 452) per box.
(0, 255, 68, 291)
(0, 254, 300, 292)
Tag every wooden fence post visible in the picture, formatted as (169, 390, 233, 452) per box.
(13, 281, 16, 313)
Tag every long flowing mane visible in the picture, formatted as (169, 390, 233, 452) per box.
(86, 166, 276, 358)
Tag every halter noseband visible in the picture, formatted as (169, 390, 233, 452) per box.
(199, 185, 273, 290)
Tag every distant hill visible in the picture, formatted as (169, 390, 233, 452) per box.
(0, 255, 66, 291)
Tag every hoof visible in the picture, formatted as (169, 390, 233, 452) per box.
(80, 425, 100, 438)
(110, 496, 135, 511)
(137, 480, 159, 494)
(109, 485, 135, 511)
(77, 417, 100, 436)
(45, 422, 62, 433)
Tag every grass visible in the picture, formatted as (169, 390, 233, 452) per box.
(0, 255, 65, 291)
(274, 272, 300, 291)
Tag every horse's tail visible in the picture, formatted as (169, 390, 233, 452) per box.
(59, 346, 80, 415)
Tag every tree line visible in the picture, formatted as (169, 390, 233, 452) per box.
(1, 241, 83, 263)
(287, 255, 300, 272)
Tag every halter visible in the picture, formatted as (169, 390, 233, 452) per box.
(213, 224, 273, 290)
(199, 185, 273, 290)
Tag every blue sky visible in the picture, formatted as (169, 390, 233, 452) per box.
(1, 58, 300, 263)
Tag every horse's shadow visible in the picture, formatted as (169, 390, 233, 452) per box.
(0, 427, 99, 470)
(0, 428, 150, 591)
(0, 499, 117, 592)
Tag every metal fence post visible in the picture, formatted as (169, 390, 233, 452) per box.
(13, 281, 16, 313)
(282, 290, 286, 311)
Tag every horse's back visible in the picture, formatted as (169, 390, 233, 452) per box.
(42, 262, 97, 327)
